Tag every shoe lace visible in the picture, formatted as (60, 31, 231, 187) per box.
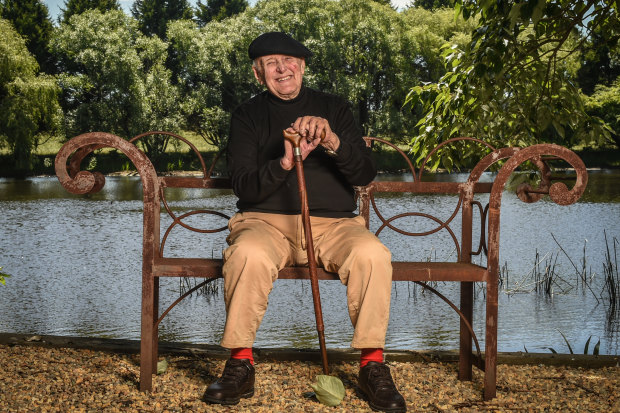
(368, 364, 396, 390)
(220, 359, 249, 382)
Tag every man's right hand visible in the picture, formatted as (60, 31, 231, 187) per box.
(280, 127, 322, 170)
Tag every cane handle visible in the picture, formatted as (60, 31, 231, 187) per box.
(283, 130, 327, 148)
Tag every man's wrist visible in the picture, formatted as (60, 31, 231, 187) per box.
(322, 135, 341, 157)
(280, 157, 294, 170)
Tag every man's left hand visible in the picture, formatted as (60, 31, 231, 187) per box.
(280, 116, 341, 170)
(291, 116, 341, 154)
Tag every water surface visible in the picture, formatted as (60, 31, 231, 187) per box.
(1, 170, 618, 354)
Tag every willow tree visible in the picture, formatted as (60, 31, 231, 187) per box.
(0, 0, 55, 73)
(0, 18, 60, 175)
(51, 10, 182, 157)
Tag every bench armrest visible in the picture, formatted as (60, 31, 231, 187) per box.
(466, 143, 588, 277)
(55, 132, 160, 198)
(466, 143, 588, 207)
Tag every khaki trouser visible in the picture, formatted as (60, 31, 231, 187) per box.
(220, 211, 392, 349)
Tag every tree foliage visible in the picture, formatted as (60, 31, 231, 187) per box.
(0, 18, 61, 174)
(0, 0, 55, 73)
(577, 20, 620, 95)
(131, 0, 193, 39)
(407, 0, 619, 171)
(168, 16, 259, 149)
(51, 10, 182, 156)
(370, 0, 394, 6)
(169, 0, 473, 148)
(60, 0, 121, 24)
(414, 0, 454, 10)
(195, 0, 247, 26)
(584, 80, 620, 148)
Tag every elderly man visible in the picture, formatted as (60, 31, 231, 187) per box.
(203, 32, 406, 413)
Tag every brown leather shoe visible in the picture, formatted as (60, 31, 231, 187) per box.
(359, 362, 407, 412)
(203, 358, 255, 405)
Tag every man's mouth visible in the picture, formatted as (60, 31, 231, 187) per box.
(277, 76, 292, 82)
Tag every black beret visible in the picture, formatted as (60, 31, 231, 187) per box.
(248, 32, 313, 60)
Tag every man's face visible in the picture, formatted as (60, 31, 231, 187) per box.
(253, 54, 305, 100)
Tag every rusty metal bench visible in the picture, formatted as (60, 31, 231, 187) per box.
(55, 131, 588, 400)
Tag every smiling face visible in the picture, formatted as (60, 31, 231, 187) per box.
(253, 54, 306, 100)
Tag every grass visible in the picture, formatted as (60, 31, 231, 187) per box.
(546, 330, 601, 355)
(24, 131, 220, 156)
(602, 231, 620, 329)
(4, 132, 619, 178)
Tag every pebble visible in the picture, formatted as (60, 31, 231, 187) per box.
(0, 345, 618, 412)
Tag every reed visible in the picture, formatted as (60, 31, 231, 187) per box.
(601, 231, 619, 325)
(179, 277, 222, 297)
(547, 330, 600, 355)
(551, 234, 599, 302)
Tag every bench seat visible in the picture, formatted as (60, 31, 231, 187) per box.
(154, 258, 488, 282)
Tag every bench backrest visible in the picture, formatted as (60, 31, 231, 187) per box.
(152, 135, 497, 267)
(55, 131, 588, 274)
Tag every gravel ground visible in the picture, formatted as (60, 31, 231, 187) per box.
(0, 344, 618, 412)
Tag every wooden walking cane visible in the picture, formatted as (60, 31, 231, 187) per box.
(283, 129, 329, 375)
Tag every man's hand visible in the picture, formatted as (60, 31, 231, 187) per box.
(280, 116, 341, 170)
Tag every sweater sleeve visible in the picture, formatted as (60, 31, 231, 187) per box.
(227, 104, 291, 204)
(330, 99, 377, 187)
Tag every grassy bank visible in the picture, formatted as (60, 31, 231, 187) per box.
(1, 133, 619, 178)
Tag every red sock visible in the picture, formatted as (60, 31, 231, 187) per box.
(230, 347, 254, 365)
(360, 348, 383, 367)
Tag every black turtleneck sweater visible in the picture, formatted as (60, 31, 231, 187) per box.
(227, 86, 376, 218)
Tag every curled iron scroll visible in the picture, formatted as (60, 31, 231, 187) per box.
(55, 132, 159, 198)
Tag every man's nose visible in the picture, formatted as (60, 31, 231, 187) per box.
(275, 60, 285, 72)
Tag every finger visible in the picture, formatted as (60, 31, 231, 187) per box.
(312, 121, 328, 142)
(293, 117, 312, 136)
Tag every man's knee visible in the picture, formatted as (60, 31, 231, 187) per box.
(223, 240, 282, 283)
(349, 237, 391, 266)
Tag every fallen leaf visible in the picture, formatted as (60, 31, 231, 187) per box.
(310, 375, 345, 407)
(157, 359, 168, 375)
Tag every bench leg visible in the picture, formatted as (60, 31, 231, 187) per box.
(484, 280, 498, 400)
(140, 272, 156, 392)
(459, 281, 473, 381)
(153, 277, 160, 372)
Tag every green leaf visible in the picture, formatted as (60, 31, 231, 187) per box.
(508, 3, 523, 30)
(309, 375, 345, 407)
(157, 359, 168, 375)
(454, 1, 462, 19)
(0, 267, 9, 285)
(593, 339, 600, 356)
(557, 329, 573, 354)
(531, 0, 545, 27)
(584, 336, 592, 354)
(551, 119, 565, 139)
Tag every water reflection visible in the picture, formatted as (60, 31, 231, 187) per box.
(0, 171, 619, 355)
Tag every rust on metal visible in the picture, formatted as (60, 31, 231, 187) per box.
(55, 132, 588, 400)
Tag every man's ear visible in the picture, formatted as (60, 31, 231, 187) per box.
(300, 58, 305, 75)
(252, 63, 264, 85)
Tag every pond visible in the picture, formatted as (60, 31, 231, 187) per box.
(0, 170, 619, 355)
